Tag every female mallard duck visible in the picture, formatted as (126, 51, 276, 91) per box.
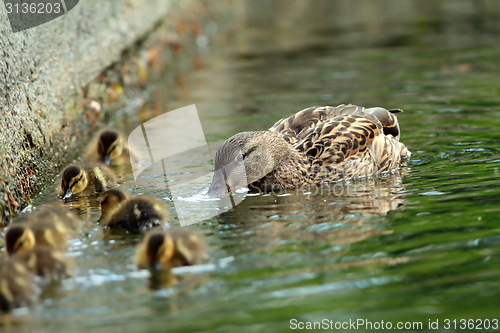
(207, 104, 410, 197)
(84, 129, 134, 166)
(98, 188, 169, 231)
(0, 255, 40, 317)
(59, 163, 117, 199)
(135, 229, 206, 270)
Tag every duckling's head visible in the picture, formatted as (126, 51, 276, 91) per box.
(207, 131, 291, 197)
(98, 130, 123, 165)
(60, 165, 88, 199)
(135, 230, 174, 270)
(5, 225, 36, 255)
(98, 188, 128, 223)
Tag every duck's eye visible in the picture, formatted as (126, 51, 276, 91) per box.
(236, 154, 244, 162)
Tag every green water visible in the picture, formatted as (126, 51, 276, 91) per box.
(15, 2, 500, 332)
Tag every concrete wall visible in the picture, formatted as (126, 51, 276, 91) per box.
(0, 0, 224, 223)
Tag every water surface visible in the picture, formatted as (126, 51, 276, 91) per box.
(17, 2, 500, 332)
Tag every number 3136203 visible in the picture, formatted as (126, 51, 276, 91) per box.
(5, 2, 61, 14)
(444, 319, 498, 330)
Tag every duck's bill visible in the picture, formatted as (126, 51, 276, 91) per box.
(207, 161, 248, 198)
(207, 177, 230, 198)
(62, 189, 73, 200)
(103, 155, 111, 166)
(207, 168, 238, 198)
(151, 258, 161, 271)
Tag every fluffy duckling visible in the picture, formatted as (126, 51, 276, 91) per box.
(12, 247, 72, 282)
(5, 206, 80, 255)
(97, 188, 128, 223)
(207, 104, 410, 197)
(27, 204, 80, 233)
(0, 255, 40, 317)
(84, 129, 133, 166)
(59, 163, 117, 199)
(98, 189, 169, 231)
(4, 209, 75, 282)
(135, 229, 207, 270)
(5, 220, 69, 255)
(4, 224, 35, 255)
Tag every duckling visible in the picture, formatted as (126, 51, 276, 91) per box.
(97, 188, 128, 223)
(135, 229, 207, 270)
(99, 188, 169, 231)
(0, 255, 40, 317)
(5, 218, 70, 255)
(4, 224, 35, 255)
(207, 104, 411, 197)
(4, 208, 75, 282)
(12, 247, 72, 282)
(58, 163, 117, 199)
(5, 206, 79, 255)
(84, 129, 134, 166)
(32, 204, 81, 233)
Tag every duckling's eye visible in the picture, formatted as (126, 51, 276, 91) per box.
(236, 154, 244, 162)
(74, 175, 83, 184)
(15, 240, 24, 250)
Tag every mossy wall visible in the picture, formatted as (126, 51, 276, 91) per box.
(0, 0, 228, 223)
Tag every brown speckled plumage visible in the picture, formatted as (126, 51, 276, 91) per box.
(208, 104, 410, 197)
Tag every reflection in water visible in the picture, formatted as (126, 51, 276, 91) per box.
(148, 268, 209, 293)
(217, 171, 407, 254)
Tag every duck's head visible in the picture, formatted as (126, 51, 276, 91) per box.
(364, 107, 401, 140)
(60, 165, 88, 199)
(98, 130, 123, 165)
(5, 225, 36, 255)
(135, 230, 175, 270)
(98, 189, 128, 223)
(207, 131, 290, 197)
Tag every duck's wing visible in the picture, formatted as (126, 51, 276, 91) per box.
(269, 105, 361, 145)
(270, 104, 404, 145)
(293, 113, 408, 180)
